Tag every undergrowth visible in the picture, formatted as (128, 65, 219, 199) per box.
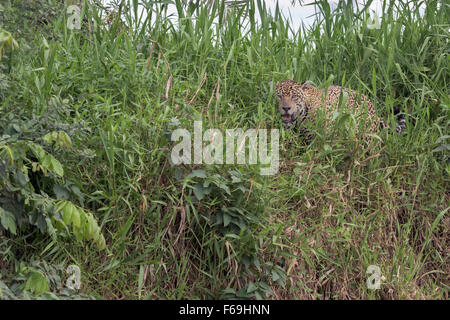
(0, 0, 448, 299)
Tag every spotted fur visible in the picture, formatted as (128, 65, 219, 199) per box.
(274, 79, 405, 134)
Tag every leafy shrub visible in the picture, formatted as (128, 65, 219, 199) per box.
(0, 259, 95, 299)
(0, 120, 106, 249)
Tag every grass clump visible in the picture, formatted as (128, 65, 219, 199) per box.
(0, 0, 448, 299)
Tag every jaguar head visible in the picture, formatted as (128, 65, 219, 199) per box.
(274, 80, 308, 129)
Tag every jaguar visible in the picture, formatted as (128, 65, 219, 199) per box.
(274, 79, 405, 134)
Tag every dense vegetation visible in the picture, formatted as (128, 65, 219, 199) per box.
(0, 0, 448, 299)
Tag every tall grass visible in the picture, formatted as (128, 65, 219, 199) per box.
(0, 0, 448, 299)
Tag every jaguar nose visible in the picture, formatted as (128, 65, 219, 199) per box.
(282, 106, 290, 113)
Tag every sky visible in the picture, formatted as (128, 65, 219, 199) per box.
(251, 0, 425, 33)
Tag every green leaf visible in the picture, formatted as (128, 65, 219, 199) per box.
(223, 213, 231, 227)
(62, 202, 73, 225)
(97, 234, 106, 250)
(42, 131, 72, 149)
(218, 183, 231, 195)
(50, 156, 64, 177)
(246, 282, 257, 293)
(42, 132, 53, 144)
(229, 170, 242, 183)
(58, 131, 72, 148)
(25, 271, 49, 296)
(187, 170, 207, 179)
(42, 154, 51, 169)
(53, 185, 70, 200)
(271, 269, 280, 282)
(0, 207, 17, 235)
(432, 144, 450, 153)
(71, 207, 81, 228)
(85, 215, 95, 239)
(0, 29, 19, 60)
(92, 224, 101, 242)
(193, 183, 207, 200)
(14, 171, 28, 187)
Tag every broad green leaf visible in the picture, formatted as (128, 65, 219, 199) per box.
(246, 282, 257, 293)
(71, 207, 81, 228)
(193, 183, 207, 200)
(50, 156, 64, 177)
(218, 183, 231, 195)
(25, 271, 49, 296)
(53, 185, 70, 200)
(223, 213, 231, 227)
(0, 207, 17, 235)
(186, 170, 207, 179)
(62, 202, 73, 225)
